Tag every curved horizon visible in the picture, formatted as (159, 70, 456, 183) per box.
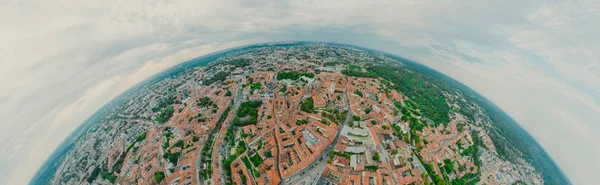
(31, 41, 569, 184)
(3, 1, 598, 184)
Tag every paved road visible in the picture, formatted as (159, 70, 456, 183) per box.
(274, 77, 315, 182)
(197, 83, 242, 185)
(289, 157, 329, 185)
(281, 77, 353, 185)
(407, 148, 437, 184)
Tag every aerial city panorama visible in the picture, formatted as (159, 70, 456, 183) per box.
(31, 43, 567, 185)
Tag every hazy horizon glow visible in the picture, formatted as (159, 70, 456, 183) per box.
(1, 0, 599, 184)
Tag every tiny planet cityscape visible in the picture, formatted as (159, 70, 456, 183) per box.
(31, 42, 568, 185)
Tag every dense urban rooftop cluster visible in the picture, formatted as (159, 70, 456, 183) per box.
(50, 43, 544, 185)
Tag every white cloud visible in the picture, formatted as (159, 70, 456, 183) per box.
(1, 0, 598, 184)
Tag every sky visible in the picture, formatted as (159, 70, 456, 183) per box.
(1, 0, 598, 184)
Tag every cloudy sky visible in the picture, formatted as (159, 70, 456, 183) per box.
(1, 0, 599, 184)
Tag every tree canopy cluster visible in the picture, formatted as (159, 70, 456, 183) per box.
(196, 97, 215, 107)
(155, 107, 174, 123)
(204, 71, 229, 85)
(342, 65, 377, 78)
(277, 71, 314, 80)
(153, 171, 165, 184)
(369, 65, 450, 125)
(198, 105, 232, 179)
(300, 97, 315, 113)
(233, 100, 263, 126)
(222, 58, 251, 68)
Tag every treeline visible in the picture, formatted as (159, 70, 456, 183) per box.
(222, 58, 251, 68)
(223, 140, 248, 182)
(461, 130, 484, 168)
(342, 65, 377, 78)
(324, 61, 345, 66)
(277, 71, 314, 80)
(204, 71, 229, 85)
(199, 104, 232, 179)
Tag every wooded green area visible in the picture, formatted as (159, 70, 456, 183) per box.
(369, 65, 450, 125)
(197, 97, 215, 107)
(342, 64, 377, 78)
(204, 71, 229, 85)
(277, 71, 314, 80)
(300, 97, 315, 113)
(233, 100, 263, 126)
(380, 56, 568, 184)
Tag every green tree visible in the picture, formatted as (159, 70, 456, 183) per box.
(372, 152, 380, 161)
(154, 171, 165, 183)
